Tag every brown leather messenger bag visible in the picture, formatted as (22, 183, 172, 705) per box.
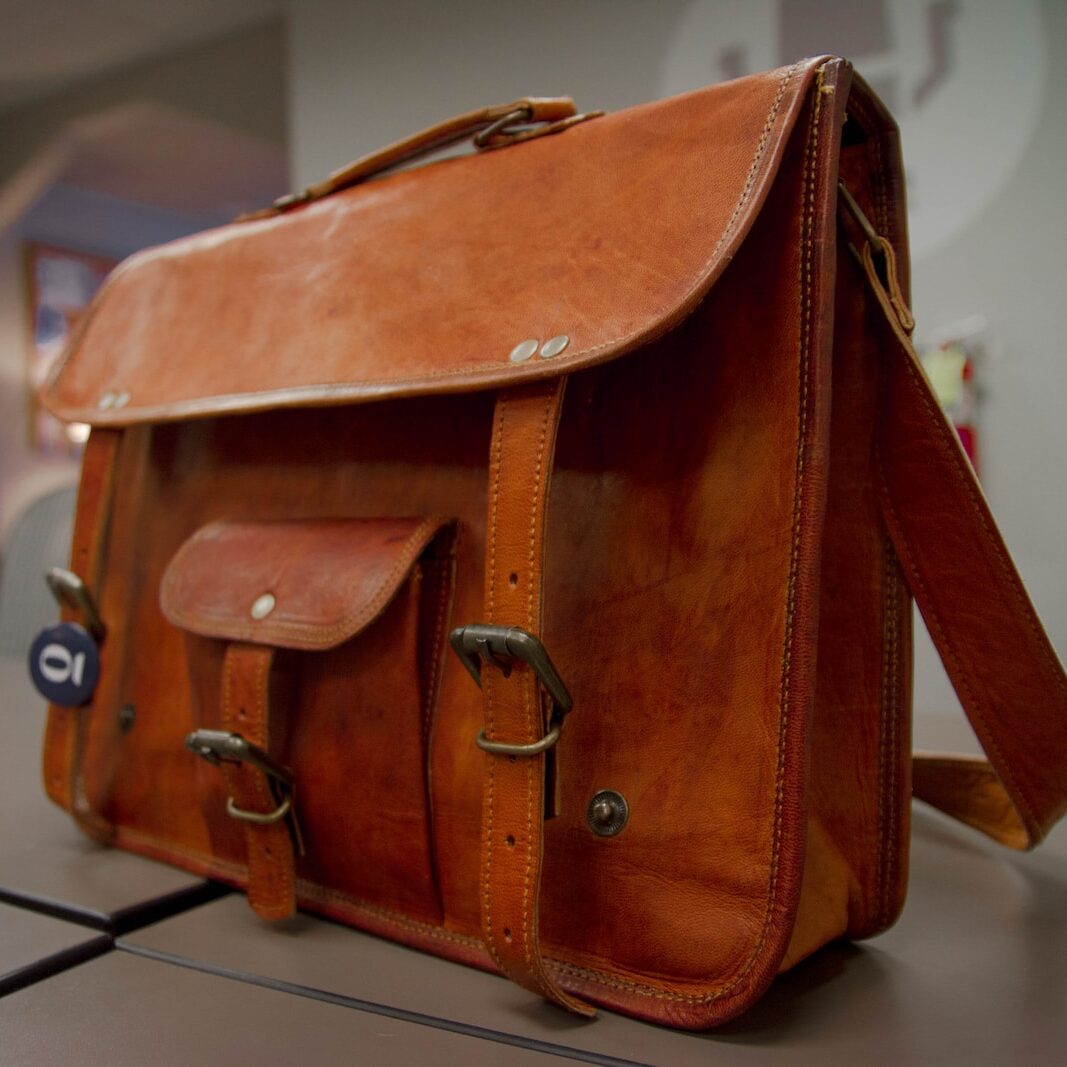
(32, 56, 1067, 1028)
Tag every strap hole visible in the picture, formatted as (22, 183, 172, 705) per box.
(508, 572, 519, 588)
(505, 834, 515, 848)
(503, 927, 512, 942)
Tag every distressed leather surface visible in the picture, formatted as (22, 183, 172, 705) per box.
(37, 57, 1067, 1029)
(161, 517, 451, 650)
(42, 61, 822, 426)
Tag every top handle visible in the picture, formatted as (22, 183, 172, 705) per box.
(239, 97, 600, 222)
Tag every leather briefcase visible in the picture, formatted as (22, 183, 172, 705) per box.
(33, 56, 1067, 1028)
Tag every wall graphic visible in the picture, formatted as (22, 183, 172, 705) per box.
(660, 0, 1046, 260)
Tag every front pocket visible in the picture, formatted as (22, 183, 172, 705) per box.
(160, 516, 456, 922)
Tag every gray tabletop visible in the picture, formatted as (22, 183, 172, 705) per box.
(0, 950, 571, 1066)
(0, 902, 109, 997)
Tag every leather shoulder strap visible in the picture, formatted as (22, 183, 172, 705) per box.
(864, 244, 1067, 849)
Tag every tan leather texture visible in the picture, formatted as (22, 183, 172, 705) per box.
(37, 57, 1067, 1029)
(41, 61, 820, 427)
(161, 517, 451, 650)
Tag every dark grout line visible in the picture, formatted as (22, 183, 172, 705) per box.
(116, 941, 650, 1067)
(109, 880, 232, 935)
(0, 879, 231, 935)
(0, 934, 113, 998)
(0, 887, 111, 931)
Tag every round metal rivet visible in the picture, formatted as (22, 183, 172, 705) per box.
(112, 390, 130, 409)
(539, 334, 570, 359)
(587, 789, 628, 837)
(250, 593, 276, 620)
(509, 338, 539, 363)
(118, 704, 136, 733)
(97, 391, 116, 410)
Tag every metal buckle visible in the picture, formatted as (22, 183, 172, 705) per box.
(449, 624, 572, 756)
(473, 106, 534, 150)
(45, 567, 105, 640)
(837, 181, 915, 333)
(185, 729, 298, 830)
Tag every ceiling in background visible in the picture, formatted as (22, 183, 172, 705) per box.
(61, 102, 288, 222)
(0, 0, 286, 111)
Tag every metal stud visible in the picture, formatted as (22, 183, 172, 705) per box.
(250, 593, 276, 620)
(118, 704, 136, 733)
(539, 334, 570, 359)
(509, 338, 539, 363)
(587, 789, 628, 837)
(97, 391, 117, 410)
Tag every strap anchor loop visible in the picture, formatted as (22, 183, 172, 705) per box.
(450, 624, 572, 756)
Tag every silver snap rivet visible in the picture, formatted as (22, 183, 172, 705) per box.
(112, 390, 130, 409)
(509, 338, 539, 363)
(587, 789, 628, 837)
(250, 593, 275, 620)
(539, 334, 570, 359)
(97, 391, 117, 410)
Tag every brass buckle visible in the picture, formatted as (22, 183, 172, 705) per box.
(185, 730, 302, 843)
(449, 624, 572, 756)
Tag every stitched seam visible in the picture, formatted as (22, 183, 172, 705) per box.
(257, 647, 293, 912)
(884, 543, 901, 925)
(859, 94, 903, 923)
(876, 538, 901, 927)
(875, 457, 1040, 836)
(481, 396, 507, 974)
(521, 388, 557, 1000)
(876, 544, 891, 927)
(886, 553, 902, 920)
(72, 64, 804, 427)
(166, 518, 445, 643)
(66, 431, 123, 831)
(111, 825, 488, 950)
(551, 66, 824, 1007)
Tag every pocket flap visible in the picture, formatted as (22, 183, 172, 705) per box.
(161, 517, 452, 650)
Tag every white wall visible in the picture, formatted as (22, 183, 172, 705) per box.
(290, 0, 1066, 717)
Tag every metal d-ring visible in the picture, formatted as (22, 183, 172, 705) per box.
(475, 724, 562, 757)
(473, 106, 534, 149)
(226, 793, 293, 825)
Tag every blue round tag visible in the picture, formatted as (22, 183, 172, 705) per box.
(28, 622, 100, 707)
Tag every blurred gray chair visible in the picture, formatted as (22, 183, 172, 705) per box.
(0, 485, 77, 659)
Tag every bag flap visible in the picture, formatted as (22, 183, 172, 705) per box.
(160, 517, 450, 650)
(42, 58, 827, 427)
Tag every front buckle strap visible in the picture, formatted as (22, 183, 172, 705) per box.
(186, 729, 303, 842)
(450, 624, 572, 756)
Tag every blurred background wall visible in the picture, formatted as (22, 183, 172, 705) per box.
(2, 0, 1065, 722)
